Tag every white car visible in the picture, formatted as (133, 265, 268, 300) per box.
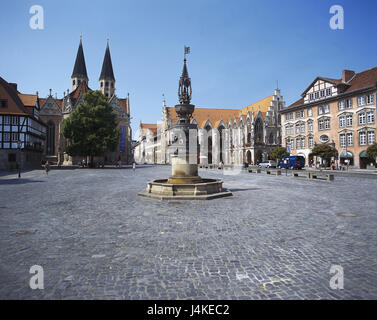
(258, 160, 277, 168)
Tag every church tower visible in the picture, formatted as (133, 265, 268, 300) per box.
(71, 36, 88, 91)
(99, 41, 115, 98)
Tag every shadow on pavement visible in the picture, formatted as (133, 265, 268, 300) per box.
(0, 179, 45, 185)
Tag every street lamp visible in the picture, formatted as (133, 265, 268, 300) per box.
(17, 140, 22, 178)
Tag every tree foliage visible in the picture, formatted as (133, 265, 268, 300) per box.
(310, 144, 338, 159)
(366, 142, 377, 160)
(62, 90, 119, 164)
(269, 147, 289, 161)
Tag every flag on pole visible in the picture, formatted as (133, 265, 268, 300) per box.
(184, 46, 190, 55)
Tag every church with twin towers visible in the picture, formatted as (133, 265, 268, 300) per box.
(38, 37, 133, 165)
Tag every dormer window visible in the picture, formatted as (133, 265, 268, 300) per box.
(100, 81, 103, 88)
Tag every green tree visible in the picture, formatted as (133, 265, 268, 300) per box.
(311, 144, 338, 166)
(62, 90, 119, 167)
(269, 147, 289, 162)
(366, 142, 377, 161)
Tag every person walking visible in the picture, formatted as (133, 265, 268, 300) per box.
(45, 160, 50, 175)
(132, 162, 136, 173)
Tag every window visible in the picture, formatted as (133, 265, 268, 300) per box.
(367, 111, 375, 124)
(358, 96, 366, 106)
(11, 116, 18, 125)
(0, 99, 8, 108)
(339, 134, 346, 147)
(346, 115, 353, 127)
(3, 133, 10, 141)
(318, 119, 324, 130)
(345, 99, 352, 109)
(326, 88, 331, 96)
(285, 112, 293, 121)
(301, 137, 305, 148)
(4, 116, 10, 125)
(100, 82, 103, 87)
(359, 132, 366, 145)
(318, 106, 324, 115)
(308, 136, 314, 148)
(358, 113, 366, 125)
(320, 135, 329, 143)
(367, 94, 374, 105)
(307, 108, 312, 117)
(339, 116, 345, 128)
(11, 132, 19, 141)
(296, 124, 300, 134)
(324, 104, 330, 113)
(72, 80, 75, 86)
(308, 121, 313, 132)
(296, 138, 301, 149)
(315, 92, 319, 99)
(368, 131, 375, 144)
(338, 101, 345, 110)
(309, 93, 314, 101)
(320, 90, 325, 98)
(324, 118, 330, 129)
(296, 110, 304, 119)
(347, 133, 353, 146)
(300, 123, 305, 133)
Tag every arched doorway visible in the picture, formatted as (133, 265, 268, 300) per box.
(340, 150, 354, 166)
(46, 121, 55, 155)
(359, 150, 370, 169)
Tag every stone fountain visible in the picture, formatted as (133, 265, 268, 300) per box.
(138, 51, 232, 200)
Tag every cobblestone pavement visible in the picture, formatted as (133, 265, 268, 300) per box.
(0, 165, 376, 300)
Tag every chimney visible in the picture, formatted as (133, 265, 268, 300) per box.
(9, 83, 18, 91)
(342, 70, 355, 83)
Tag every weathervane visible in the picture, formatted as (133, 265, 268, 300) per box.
(178, 46, 192, 105)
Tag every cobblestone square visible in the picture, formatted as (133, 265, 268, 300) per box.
(0, 166, 376, 299)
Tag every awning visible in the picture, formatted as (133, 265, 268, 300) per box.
(360, 150, 367, 158)
(340, 150, 353, 158)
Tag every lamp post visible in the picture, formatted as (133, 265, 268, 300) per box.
(17, 140, 22, 178)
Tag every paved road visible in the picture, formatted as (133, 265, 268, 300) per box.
(0, 166, 376, 299)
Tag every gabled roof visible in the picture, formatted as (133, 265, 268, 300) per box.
(0, 77, 28, 115)
(99, 43, 115, 81)
(71, 39, 88, 79)
(285, 66, 377, 111)
(18, 93, 38, 108)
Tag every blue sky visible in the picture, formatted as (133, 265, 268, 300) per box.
(1, 0, 376, 138)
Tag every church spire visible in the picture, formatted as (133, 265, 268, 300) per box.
(71, 36, 88, 91)
(99, 40, 115, 98)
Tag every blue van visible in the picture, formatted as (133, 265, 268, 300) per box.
(278, 156, 305, 169)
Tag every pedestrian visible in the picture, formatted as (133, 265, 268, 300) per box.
(119, 159, 122, 168)
(132, 162, 136, 172)
(45, 160, 50, 175)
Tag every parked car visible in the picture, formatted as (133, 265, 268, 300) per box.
(258, 160, 277, 168)
(278, 156, 305, 169)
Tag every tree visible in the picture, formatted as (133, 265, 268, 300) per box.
(366, 142, 377, 161)
(311, 144, 338, 166)
(62, 90, 120, 167)
(269, 147, 289, 162)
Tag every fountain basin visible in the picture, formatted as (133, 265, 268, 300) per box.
(138, 178, 233, 200)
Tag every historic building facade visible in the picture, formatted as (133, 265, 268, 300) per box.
(39, 38, 133, 165)
(280, 67, 377, 168)
(136, 89, 285, 165)
(0, 77, 46, 170)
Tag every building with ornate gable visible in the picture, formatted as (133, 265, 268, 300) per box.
(135, 88, 285, 165)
